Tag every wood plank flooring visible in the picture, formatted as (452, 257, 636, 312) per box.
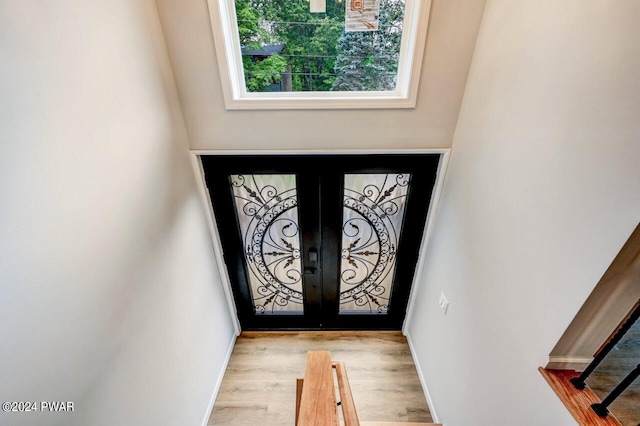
(207, 332, 433, 426)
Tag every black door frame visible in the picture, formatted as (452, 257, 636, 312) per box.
(202, 153, 440, 330)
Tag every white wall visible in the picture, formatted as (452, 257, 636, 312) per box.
(0, 1, 234, 425)
(407, 1, 640, 425)
(155, 0, 486, 151)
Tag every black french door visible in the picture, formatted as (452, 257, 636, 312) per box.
(202, 154, 439, 330)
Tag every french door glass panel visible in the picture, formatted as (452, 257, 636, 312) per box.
(339, 174, 411, 314)
(229, 174, 304, 314)
(202, 154, 440, 330)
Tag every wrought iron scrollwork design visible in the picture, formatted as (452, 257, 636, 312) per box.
(230, 175, 303, 314)
(340, 174, 411, 314)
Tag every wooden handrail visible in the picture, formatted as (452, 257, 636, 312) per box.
(333, 362, 360, 426)
(295, 352, 359, 426)
(297, 351, 338, 426)
(297, 351, 438, 426)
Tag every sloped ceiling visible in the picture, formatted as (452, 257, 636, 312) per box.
(155, 0, 486, 150)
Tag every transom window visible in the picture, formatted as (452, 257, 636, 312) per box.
(207, 0, 432, 109)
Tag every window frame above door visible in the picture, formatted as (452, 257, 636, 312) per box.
(206, 0, 433, 110)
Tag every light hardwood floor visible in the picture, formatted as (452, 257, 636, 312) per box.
(207, 332, 433, 426)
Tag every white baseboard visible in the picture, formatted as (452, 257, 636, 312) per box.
(201, 333, 238, 426)
(546, 356, 593, 372)
(405, 332, 440, 424)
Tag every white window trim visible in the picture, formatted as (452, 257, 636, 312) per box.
(206, 0, 433, 110)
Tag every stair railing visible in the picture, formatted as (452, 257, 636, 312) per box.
(569, 300, 640, 417)
(590, 363, 640, 416)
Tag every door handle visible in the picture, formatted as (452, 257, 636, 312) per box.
(304, 248, 318, 275)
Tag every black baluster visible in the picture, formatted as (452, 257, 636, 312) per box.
(591, 363, 640, 417)
(570, 302, 640, 390)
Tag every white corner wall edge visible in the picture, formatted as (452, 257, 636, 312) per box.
(406, 332, 440, 424)
(201, 332, 238, 426)
(191, 148, 450, 330)
(191, 153, 242, 336)
(403, 149, 450, 333)
(401, 151, 450, 424)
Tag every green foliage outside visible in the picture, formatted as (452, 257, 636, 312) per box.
(332, 0, 403, 91)
(235, 0, 404, 92)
